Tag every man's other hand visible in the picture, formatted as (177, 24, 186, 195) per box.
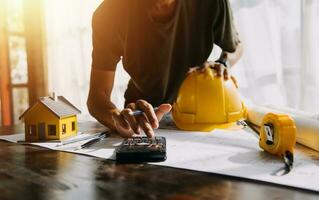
(111, 101, 171, 138)
(188, 61, 238, 88)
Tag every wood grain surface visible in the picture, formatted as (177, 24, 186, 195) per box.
(0, 122, 318, 200)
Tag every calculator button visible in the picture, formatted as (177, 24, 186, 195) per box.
(142, 138, 148, 143)
(128, 139, 134, 145)
(134, 137, 142, 143)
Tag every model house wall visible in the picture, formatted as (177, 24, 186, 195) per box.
(20, 95, 81, 142)
(23, 102, 78, 141)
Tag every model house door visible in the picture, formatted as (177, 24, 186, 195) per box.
(38, 123, 45, 140)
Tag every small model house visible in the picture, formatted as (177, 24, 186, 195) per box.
(19, 94, 81, 142)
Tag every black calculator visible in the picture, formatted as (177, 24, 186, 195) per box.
(116, 136, 167, 163)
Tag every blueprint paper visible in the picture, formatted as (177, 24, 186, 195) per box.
(1, 128, 319, 192)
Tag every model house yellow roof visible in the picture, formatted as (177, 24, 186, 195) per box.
(19, 96, 81, 120)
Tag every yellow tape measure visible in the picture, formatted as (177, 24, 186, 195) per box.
(244, 112, 297, 173)
(259, 113, 296, 157)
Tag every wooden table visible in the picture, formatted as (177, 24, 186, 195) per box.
(0, 122, 318, 200)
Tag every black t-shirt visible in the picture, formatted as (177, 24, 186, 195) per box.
(92, 0, 239, 106)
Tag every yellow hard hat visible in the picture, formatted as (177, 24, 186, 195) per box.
(172, 67, 246, 131)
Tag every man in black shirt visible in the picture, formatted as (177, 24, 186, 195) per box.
(87, 0, 243, 138)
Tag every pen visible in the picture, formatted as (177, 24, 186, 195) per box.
(132, 107, 159, 116)
(75, 132, 109, 150)
(57, 131, 107, 146)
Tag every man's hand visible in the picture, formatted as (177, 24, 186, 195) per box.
(188, 61, 229, 78)
(188, 61, 238, 88)
(111, 100, 172, 138)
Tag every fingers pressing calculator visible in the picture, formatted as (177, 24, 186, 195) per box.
(116, 136, 167, 163)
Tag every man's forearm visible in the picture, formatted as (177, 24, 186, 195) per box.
(87, 68, 119, 130)
(87, 93, 118, 130)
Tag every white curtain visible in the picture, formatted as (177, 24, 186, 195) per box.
(226, 0, 300, 107)
(44, 0, 319, 121)
(45, 0, 100, 120)
(45, 0, 129, 121)
(300, 0, 319, 112)
(226, 0, 319, 113)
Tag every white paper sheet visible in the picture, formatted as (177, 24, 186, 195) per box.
(1, 128, 319, 192)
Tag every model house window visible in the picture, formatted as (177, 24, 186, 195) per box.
(62, 124, 66, 134)
(27, 125, 36, 136)
(48, 125, 56, 136)
(72, 121, 75, 131)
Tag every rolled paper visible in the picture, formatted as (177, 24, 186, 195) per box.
(247, 105, 319, 152)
